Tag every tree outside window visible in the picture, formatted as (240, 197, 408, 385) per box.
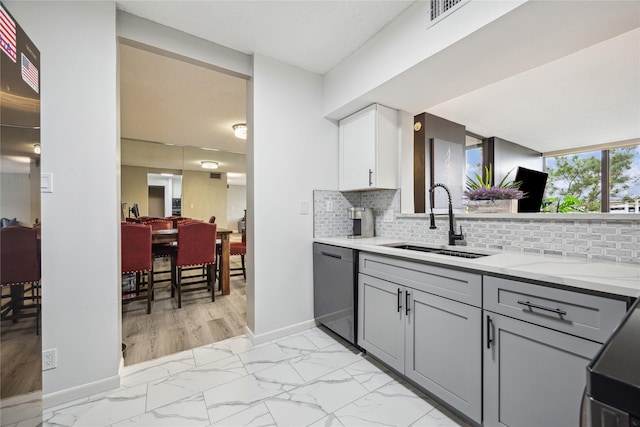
(610, 145, 640, 212)
(544, 144, 640, 213)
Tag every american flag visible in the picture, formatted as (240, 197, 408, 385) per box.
(21, 53, 39, 94)
(0, 3, 16, 62)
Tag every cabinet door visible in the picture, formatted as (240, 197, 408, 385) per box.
(405, 290, 482, 423)
(357, 273, 405, 372)
(483, 312, 601, 427)
(339, 106, 376, 191)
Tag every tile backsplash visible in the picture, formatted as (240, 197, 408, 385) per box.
(313, 189, 640, 265)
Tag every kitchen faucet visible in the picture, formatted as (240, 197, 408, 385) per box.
(429, 183, 464, 246)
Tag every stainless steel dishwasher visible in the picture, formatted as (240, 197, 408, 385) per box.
(313, 243, 357, 346)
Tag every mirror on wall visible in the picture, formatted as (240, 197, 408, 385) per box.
(0, 127, 42, 404)
(120, 139, 247, 230)
(0, 1, 43, 414)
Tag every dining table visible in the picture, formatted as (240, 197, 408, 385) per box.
(152, 227, 233, 296)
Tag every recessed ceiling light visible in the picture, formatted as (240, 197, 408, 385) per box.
(201, 161, 219, 169)
(232, 123, 247, 140)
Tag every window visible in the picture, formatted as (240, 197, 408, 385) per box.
(465, 134, 483, 181)
(609, 145, 640, 213)
(544, 143, 639, 213)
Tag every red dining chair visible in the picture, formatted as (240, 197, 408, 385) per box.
(167, 216, 188, 228)
(171, 222, 217, 308)
(121, 223, 154, 314)
(230, 228, 247, 280)
(216, 227, 246, 288)
(141, 218, 175, 285)
(1, 225, 41, 334)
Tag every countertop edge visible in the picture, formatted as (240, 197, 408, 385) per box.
(314, 237, 640, 299)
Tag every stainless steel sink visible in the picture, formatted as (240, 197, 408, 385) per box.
(386, 244, 490, 259)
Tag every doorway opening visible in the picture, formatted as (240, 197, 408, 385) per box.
(119, 41, 248, 366)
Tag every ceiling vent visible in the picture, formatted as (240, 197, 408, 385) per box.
(429, 0, 468, 24)
(210, 172, 222, 179)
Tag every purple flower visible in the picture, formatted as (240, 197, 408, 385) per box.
(464, 186, 524, 201)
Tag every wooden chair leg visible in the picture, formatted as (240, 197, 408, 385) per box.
(36, 281, 40, 336)
(241, 255, 246, 279)
(208, 264, 215, 302)
(147, 269, 153, 315)
(177, 267, 182, 309)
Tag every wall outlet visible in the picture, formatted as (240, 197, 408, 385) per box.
(384, 209, 394, 223)
(42, 348, 57, 370)
(326, 200, 333, 212)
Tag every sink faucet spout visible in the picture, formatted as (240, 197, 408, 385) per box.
(429, 183, 465, 246)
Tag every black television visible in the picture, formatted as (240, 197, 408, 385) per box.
(131, 203, 140, 218)
(515, 167, 548, 213)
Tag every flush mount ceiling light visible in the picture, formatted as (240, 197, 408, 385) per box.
(201, 161, 219, 170)
(33, 143, 41, 154)
(232, 123, 247, 140)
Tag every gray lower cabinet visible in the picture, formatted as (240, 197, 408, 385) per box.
(483, 312, 601, 427)
(406, 289, 482, 423)
(358, 271, 482, 423)
(482, 276, 628, 427)
(354, 252, 629, 427)
(358, 273, 406, 372)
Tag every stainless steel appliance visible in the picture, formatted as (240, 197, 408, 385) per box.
(347, 207, 373, 238)
(313, 243, 357, 345)
(586, 298, 640, 427)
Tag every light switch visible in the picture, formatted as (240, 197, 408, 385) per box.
(41, 173, 53, 193)
(300, 201, 309, 215)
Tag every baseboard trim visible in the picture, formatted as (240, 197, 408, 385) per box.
(245, 319, 316, 345)
(43, 374, 121, 410)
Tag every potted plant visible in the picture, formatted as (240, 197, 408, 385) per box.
(464, 165, 524, 213)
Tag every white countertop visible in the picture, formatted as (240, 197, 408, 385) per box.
(315, 237, 640, 298)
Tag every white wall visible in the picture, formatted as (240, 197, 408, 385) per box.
(6, 1, 121, 403)
(227, 185, 246, 231)
(250, 55, 338, 336)
(323, 1, 526, 119)
(0, 173, 31, 223)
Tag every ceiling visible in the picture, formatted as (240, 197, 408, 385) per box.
(116, 1, 415, 75)
(426, 27, 640, 153)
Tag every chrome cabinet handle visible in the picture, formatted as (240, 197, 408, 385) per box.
(517, 300, 567, 316)
(397, 288, 402, 313)
(368, 169, 373, 186)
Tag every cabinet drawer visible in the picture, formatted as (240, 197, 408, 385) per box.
(360, 252, 481, 307)
(484, 276, 627, 343)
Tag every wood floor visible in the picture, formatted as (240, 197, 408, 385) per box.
(122, 255, 247, 366)
(0, 239, 247, 397)
(0, 304, 41, 399)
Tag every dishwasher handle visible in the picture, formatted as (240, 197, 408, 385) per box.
(320, 251, 342, 260)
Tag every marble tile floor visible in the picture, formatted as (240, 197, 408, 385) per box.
(33, 327, 469, 427)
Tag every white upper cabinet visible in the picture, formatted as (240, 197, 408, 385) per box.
(339, 104, 399, 191)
